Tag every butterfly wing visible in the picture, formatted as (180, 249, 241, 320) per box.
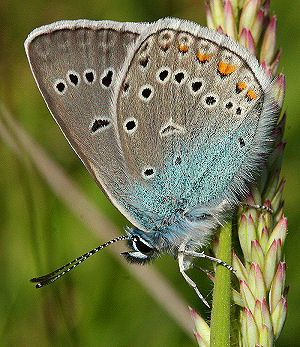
(25, 20, 150, 226)
(26, 18, 279, 237)
(114, 18, 279, 232)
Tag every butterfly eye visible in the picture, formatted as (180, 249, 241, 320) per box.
(133, 237, 154, 255)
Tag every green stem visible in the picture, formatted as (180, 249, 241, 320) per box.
(210, 221, 232, 347)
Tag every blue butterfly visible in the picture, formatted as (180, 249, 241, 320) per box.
(25, 18, 278, 305)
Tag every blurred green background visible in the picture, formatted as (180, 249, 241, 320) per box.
(1, 0, 299, 346)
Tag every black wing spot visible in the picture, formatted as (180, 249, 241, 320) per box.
(56, 82, 65, 93)
(125, 120, 136, 131)
(101, 70, 113, 88)
(85, 71, 94, 83)
(69, 74, 79, 86)
(159, 70, 169, 81)
(123, 83, 129, 92)
(144, 168, 153, 175)
(226, 101, 233, 109)
(191, 81, 202, 92)
(238, 137, 245, 147)
(139, 57, 149, 68)
(236, 107, 242, 115)
(141, 88, 152, 99)
(205, 96, 217, 105)
(174, 72, 185, 84)
(175, 157, 182, 165)
(91, 119, 110, 132)
(139, 85, 153, 101)
(143, 168, 155, 178)
(123, 117, 138, 134)
(161, 125, 178, 136)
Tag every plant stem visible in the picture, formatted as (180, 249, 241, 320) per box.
(210, 221, 232, 347)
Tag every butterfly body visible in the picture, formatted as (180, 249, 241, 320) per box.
(25, 18, 278, 267)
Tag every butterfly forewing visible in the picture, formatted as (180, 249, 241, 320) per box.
(25, 20, 149, 222)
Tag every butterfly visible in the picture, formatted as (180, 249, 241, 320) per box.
(25, 18, 279, 305)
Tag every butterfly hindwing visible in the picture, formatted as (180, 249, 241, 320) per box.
(114, 18, 278, 231)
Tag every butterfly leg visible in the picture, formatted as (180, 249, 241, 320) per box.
(178, 242, 210, 308)
(241, 202, 273, 214)
(184, 250, 235, 272)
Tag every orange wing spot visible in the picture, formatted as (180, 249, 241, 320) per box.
(196, 52, 211, 63)
(246, 89, 258, 101)
(179, 45, 188, 53)
(237, 82, 247, 90)
(218, 62, 236, 76)
(236, 81, 247, 93)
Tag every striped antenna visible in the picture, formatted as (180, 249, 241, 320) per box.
(30, 235, 130, 288)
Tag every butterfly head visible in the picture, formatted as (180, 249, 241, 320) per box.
(121, 227, 160, 264)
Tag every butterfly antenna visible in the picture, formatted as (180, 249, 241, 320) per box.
(30, 235, 130, 288)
